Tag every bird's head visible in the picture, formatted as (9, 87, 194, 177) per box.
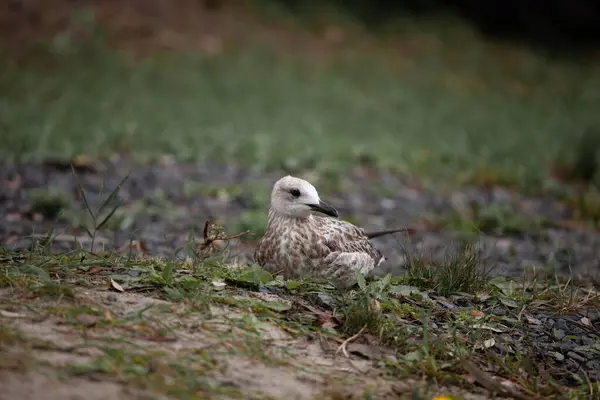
(269, 175, 339, 219)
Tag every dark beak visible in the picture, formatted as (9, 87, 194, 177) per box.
(308, 200, 339, 218)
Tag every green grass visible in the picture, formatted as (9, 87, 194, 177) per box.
(1, 12, 598, 189)
(1, 239, 599, 399)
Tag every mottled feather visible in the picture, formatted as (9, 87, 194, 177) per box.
(253, 175, 388, 288)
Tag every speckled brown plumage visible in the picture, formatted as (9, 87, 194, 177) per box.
(253, 176, 387, 289)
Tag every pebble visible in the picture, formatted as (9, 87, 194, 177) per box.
(549, 351, 565, 362)
(553, 329, 566, 340)
(554, 319, 570, 332)
(560, 341, 577, 352)
(567, 351, 587, 363)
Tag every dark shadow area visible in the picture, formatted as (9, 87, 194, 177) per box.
(275, 0, 600, 55)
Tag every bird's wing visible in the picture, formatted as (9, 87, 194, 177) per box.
(313, 217, 384, 265)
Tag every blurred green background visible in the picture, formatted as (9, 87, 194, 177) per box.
(1, 0, 599, 189)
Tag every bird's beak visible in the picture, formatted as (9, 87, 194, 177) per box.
(308, 200, 339, 218)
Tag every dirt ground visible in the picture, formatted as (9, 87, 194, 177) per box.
(0, 286, 492, 400)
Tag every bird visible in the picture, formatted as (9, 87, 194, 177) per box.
(253, 175, 411, 289)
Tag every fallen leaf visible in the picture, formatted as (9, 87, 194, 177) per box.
(471, 310, 485, 318)
(86, 266, 104, 275)
(499, 296, 518, 308)
(474, 338, 496, 350)
(471, 324, 505, 333)
(110, 279, 124, 292)
(117, 240, 148, 257)
(0, 310, 24, 318)
(303, 304, 338, 329)
(435, 298, 458, 310)
(320, 320, 338, 330)
(524, 314, 541, 325)
(211, 278, 226, 290)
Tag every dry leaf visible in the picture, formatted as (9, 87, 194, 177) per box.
(525, 314, 541, 325)
(0, 310, 24, 318)
(474, 338, 496, 350)
(471, 324, 506, 333)
(110, 278, 124, 292)
(211, 278, 226, 290)
(117, 240, 148, 257)
(471, 310, 485, 319)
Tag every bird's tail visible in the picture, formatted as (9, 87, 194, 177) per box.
(365, 228, 416, 239)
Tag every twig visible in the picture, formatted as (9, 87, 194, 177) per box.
(199, 219, 251, 251)
(336, 325, 366, 358)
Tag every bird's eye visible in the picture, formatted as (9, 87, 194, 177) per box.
(289, 188, 301, 198)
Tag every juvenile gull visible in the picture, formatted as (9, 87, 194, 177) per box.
(254, 175, 408, 288)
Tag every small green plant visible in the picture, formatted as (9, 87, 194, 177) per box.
(406, 242, 488, 297)
(71, 166, 130, 251)
(29, 188, 71, 220)
(339, 289, 383, 337)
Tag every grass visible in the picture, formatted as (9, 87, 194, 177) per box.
(2, 233, 600, 399)
(405, 241, 489, 297)
(1, 6, 599, 190)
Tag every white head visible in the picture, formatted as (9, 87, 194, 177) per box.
(269, 175, 339, 219)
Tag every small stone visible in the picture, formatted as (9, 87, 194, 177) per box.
(586, 360, 600, 370)
(548, 351, 565, 362)
(554, 319, 569, 332)
(380, 198, 396, 210)
(567, 351, 586, 363)
(565, 358, 580, 372)
(545, 319, 555, 329)
(76, 314, 98, 327)
(581, 310, 600, 323)
(572, 326, 584, 335)
(581, 336, 595, 346)
(560, 341, 576, 352)
(553, 329, 566, 340)
(104, 294, 117, 304)
(573, 347, 593, 359)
